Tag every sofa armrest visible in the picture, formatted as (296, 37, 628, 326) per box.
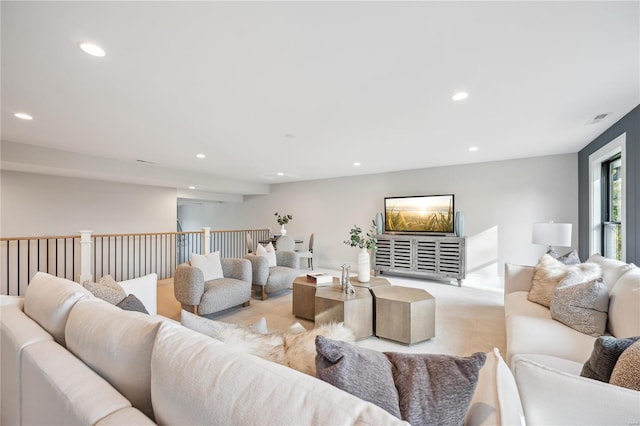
(512, 354, 640, 425)
(173, 264, 205, 306)
(244, 255, 269, 286)
(504, 263, 534, 295)
(0, 295, 24, 309)
(276, 251, 299, 269)
(221, 258, 251, 283)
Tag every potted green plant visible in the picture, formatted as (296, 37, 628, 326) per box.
(343, 221, 378, 283)
(274, 212, 292, 235)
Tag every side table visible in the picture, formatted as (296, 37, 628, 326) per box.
(292, 276, 335, 320)
(371, 286, 435, 345)
(314, 285, 373, 340)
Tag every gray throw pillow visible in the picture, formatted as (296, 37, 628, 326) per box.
(385, 351, 486, 426)
(555, 250, 581, 265)
(315, 336, 487, 425)
(581, 336, 640, 382)
(116, 294, 149, 314)
(83, 275, 127, 305)
(315, 336, 401, 418)
(550, 278, 609, 337)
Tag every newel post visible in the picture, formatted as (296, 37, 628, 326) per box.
(202, 227, 211, 254)
(79, 230, 93, 284)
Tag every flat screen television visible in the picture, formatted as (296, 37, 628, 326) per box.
(384, 194, 454, 234)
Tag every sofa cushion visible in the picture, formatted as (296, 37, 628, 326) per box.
(587, 253, 635, 292)
(550, 278, 609, 337)
(528, 255, 601, 308)
(150, 322, 405, 426)
(21, 340, 133, 426)
(581, 335, 640, 382)
(65, 298, 162, 420)
(94, 407, 156, 425)
(607, 266, 640, 338)
(23, 272, 93, 346)
(315, 336, 401, 418)
(609, 340, 640, 391)
(512, 354, 640, 425)
(505, 315, 596, 365)
(465, 348, 525, 426)
(83, 275, 127, 305)
(190, 252, 224, 281)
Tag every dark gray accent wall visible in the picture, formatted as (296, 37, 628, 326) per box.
(578, 105, 639, 264)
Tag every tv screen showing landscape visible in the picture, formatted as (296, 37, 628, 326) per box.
(384, 194, 454, 233)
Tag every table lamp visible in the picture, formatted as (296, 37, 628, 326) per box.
(532, 221, 572, 257)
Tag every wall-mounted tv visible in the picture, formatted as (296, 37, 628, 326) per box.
(384, 194, 454, 234)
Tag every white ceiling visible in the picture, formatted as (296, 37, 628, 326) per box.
(1, 1, 639, 197)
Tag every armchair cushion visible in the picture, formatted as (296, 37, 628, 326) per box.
(256, 243, 277, 267)
(221, 258, 252, 283)
(190, 252, 224, 281)
(276, 250, 299, 269)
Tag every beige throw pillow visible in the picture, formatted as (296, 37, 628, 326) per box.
(528, 255, 601, 307)
(609, 340, 640, 391)
(83, 275, 127, 305)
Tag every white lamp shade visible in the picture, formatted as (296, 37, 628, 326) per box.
(532, 222, 572, 247)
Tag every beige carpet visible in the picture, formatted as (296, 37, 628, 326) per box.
(157, 270, 506, 356)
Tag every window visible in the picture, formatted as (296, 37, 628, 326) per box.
(589, 133, 626, 261)
(602, 154, 622, 260)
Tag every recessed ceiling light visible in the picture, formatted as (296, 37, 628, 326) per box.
(276, 172, 284, 176)
(196, 153, 206, 159)
(468, 146, 479, 152)
(188, 186, 196, 190)
(284, 133, 295, 138)
(353, 162, 361, 167)
(452, 92, 469, 101)
(14, 112, 33, 120)
(79, 42, 106, 57)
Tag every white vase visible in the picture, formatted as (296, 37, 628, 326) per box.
(280, 224, 287, 235)
(357, 247, 370, 283)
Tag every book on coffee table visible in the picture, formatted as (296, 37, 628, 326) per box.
(306, 273, 333, 285)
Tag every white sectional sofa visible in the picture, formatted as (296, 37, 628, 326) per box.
(1, 272, 408, 425)
(504, 254, 640, 425)
(1, 271, 526, 426)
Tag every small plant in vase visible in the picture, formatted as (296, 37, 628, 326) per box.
(274, 212, 292, 235)
(343, 221, 378, 283)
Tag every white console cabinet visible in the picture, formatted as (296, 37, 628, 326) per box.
(373, 234, 466, 286)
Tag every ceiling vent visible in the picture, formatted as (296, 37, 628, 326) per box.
(586, 112, 611, 125)
(136, 159, 156, 165)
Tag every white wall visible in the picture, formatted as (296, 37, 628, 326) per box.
(1, 154, 578, 289)
(177, 201, 223, 231)
(210, 154, 579, 288)
(1, 171, 177, 236)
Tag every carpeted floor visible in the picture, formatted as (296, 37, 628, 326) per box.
(157, 270, 506, 356)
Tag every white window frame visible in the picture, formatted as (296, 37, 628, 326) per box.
(588, 133, 626, 261)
